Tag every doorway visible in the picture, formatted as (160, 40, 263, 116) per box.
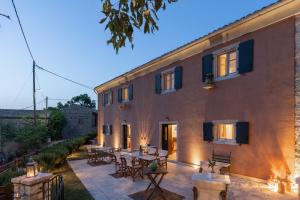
(161, 123, 178, 160)
(122, 124, 131, 150)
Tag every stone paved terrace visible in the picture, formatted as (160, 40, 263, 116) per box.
(68, 160, 297, 200)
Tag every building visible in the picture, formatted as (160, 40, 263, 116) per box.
(95, 0, 300, 180)
(61, 104, 97, 138)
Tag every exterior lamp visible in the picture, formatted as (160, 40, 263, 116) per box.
(26, 156, 38, 178)
(203, 73, 215, 90)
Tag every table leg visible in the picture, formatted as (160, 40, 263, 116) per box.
(146, 174, 167, 200)
(146, 174, 159, 191)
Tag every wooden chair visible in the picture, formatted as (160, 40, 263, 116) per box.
(128, 157, 143, 182)
(87, 146, 97, 163)
(157, 149, 168, 170)
(120, 157, 130, 177)
(147, 147, 158, 156)
(212, 151, 231, 175)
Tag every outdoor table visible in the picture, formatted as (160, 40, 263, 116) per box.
(199, 161, 230, 174)
(192, 173, 230, 200)
(144, 168, 168, 200)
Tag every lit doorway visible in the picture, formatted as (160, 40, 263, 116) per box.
(122, 124, 131, 151)
(161, 123, 177, 160)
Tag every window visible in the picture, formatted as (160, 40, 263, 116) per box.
(161, 69, 175, 92)
(103, 91, 112, 106)
(213, 121, 237, 144)
(122, 87, 129, 102)
(214, 46, 238, 80)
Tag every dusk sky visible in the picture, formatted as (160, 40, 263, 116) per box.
(0, 0, 276, 110)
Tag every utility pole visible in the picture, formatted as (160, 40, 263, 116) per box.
(33, 61, 37, 124)
(45, 96, 48, 124)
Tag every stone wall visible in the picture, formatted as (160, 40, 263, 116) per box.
(295, 15, 300, 177)
(61, 105, 97, 138)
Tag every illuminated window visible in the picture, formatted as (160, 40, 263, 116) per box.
(121, 87, 129, 102)
(214, 121, 236, 144)
(161, 70, 175, 92)
(103, 91, 112, 106)
(215, 47, 238, 80)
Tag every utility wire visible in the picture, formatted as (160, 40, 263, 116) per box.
(11, 0, 35, 61)
(48, 98, 69, 101)
(35, 64, 94, 90)
(20, 99, 45, 110)
(0, 13, 10, 20)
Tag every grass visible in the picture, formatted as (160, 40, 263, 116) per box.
(67, 146, 89, 161)
(53, 162, 94, 200)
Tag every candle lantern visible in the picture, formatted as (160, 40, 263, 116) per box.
(26, 156, 38, 178)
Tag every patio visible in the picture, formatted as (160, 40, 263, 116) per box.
(68, 159, 297, 200)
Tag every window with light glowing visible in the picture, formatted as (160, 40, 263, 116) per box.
(121, 87, 129, 102)
(161, 70, 175, 92)
(214, 46, 238, 80)
(214, 121, 236, 144)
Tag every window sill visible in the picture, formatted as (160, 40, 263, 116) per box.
(161, 89, 176, 94)
(213, 140, 238, 146)
(214, 73, 239, 82)
(120, 100, 130, 104)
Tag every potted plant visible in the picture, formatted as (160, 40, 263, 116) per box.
(207, 159, 216, 179)
(148, 161, 158, 172)
(203, 73, 215, 90)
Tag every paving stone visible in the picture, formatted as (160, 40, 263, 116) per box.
(68, 160, 297, 200)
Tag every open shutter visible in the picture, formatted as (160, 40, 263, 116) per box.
(102, 125, 106, 135)
(118, 88, 122, 103)
(203, 122, 214, 142)
(202, 54, 214, 82)
(155, 74, 161, 94)
(109, 125, 113, 135)
(236, 122, 249, 144)
(238, 39, 254, 74)
(129, 84, 133, 101)
(110, 90, 113, 104)
(174, 66, 183, 90)
(102, 93, 105, 106)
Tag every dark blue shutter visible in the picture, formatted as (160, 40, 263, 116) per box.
(202, 54, 214, 82)
(236, 122, 249, 144)
(128, 84, 133, 101)
(118, 88, 122, 103)
(102, 125, 106, 135)
(110, 90, 113, 104)
(102, 93, 105, 107)
(109, 125, 113, 135)
(155, 74, 161, 94)
(174, 66, 183, 90)
(203, 122, 214, 142)
(238, 39, 254, 74)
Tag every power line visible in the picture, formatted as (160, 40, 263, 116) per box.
(11, 0, 35, 61)
(35, 64, 94, 90)
(0, 13, 10, 20)
(20, 99, 45, 110)
(48, 98, 69, 101)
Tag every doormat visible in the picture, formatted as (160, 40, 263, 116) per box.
(128, 188, 184, 200)
(108, 173, 123, 179)
(87, 160, 110, 167)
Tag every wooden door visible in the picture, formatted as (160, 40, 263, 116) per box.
(161, 124, 169, 151)
(123, 125, 128, 149)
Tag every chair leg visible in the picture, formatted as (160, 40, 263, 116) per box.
(193, 187, 198, 200)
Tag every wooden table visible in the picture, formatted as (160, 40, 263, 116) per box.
(144, 168, 168, 200)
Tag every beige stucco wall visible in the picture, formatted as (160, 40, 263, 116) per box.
(97, 17, 295, 180)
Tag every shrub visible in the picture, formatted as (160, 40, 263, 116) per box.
(34, 135, 91, 171)
(0, 168, 25, 186)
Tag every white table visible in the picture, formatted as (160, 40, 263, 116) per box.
(192, 173, 230, 200)
(199, 161, 230, 174)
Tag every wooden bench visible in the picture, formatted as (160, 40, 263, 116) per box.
(212, 151, 231, 175)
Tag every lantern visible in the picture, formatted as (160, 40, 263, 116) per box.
(26, 156, 38, 178)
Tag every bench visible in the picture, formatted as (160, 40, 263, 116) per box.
(212, 151, 231, 175)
